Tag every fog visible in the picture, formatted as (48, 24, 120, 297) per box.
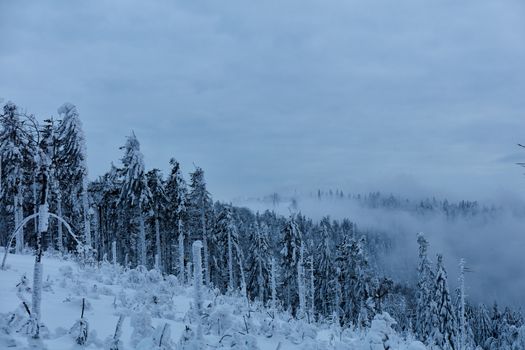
(235, 193, 525, 309)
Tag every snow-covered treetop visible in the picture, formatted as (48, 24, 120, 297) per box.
(119, 132, 151, 208)
(165, 158, 187, 216)
(56, 102, 88, 180)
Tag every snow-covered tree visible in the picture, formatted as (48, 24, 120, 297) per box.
(416, 232, 435, 343)
(119, 132, 151, 267)
(246, 216, 271, 303)
(187, 167, 212, 286)
(430, 254, 457, 350)
(146, 168, 168, 272)
(315, 219, 335, 318)
(57, 103, 91, 248)
(0, 102, 31, 253)
(165, 158, 187, 278)
(297, 241, 307, 318)
(279, 214, 302, 316)
(192, 240, 204, 346)
(211, 204, 240, 292)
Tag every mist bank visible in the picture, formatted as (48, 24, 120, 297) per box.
(233, 191, 525, 309)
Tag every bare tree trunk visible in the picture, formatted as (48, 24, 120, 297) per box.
(33, 172, 38, 236)
(309, 256, 315, 321)
(112, 241, 117, 266)
(201, 206, 210, 286)
(31, 170, 48, 338)
(14, 170, 24, 253)
(155, 214, 161, 272)
(227, 228, 234, 291)
(14, 194, 22, 253)
(297, 244, 306, 318)
(178, 219, 185, 283)
(82, 177, 91, 247)
(271, 258, 277, 311)
(56, 191, 63, 253)
(192, 241, 204, 345)
(138, 213, 146, 267)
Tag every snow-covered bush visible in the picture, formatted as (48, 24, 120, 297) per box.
(364, 312, 401, 350)
(217, 332, 259, 350)
(69, 298, 89, 345)
(130, 310, 154, 346)
(104, 315, 124, 350)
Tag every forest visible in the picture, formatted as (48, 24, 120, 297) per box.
(0, 101, 524, 350)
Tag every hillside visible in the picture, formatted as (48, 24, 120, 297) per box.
(0, 250, 426, 350)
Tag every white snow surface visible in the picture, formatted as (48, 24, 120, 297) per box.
(0, 251, 426, 349)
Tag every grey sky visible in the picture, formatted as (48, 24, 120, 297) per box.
(1, 0, 524, 201)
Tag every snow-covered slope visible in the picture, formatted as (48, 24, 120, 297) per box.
(0, 251, 426, 349)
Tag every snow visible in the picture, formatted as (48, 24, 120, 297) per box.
(1, 250, 427, 349)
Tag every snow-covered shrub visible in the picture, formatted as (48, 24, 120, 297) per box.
(207, 304, 235, 337)
(178, 324, 202, 350)
(146, 268, 163, 284)
(115, 289, 130, 310)
(216, 332, 259, 350)
(42, 275, 54, 292)
(58, 265, 73, 279)
(124, 266, 148, 288)
(286, 319, 317, 345)
(69, 298, 89, 345)
(130, 310, 153, 346)
(154, 323, 174, 349)
(6, 275, 32, 333)
(70, 280, 88, 296)
(364, 312, 401, 350)
(104, 315, 124, 350)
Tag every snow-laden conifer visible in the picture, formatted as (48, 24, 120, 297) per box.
(119, 132, 151, 267)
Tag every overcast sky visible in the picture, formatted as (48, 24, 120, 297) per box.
(1, 0, 524, 201)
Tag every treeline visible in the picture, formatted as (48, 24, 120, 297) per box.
(261, 190, 502, 220)
(1, 101, 523, 350)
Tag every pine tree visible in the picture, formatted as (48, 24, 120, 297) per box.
(354, 235, 374, 329)
(187, 167, 212, 286)
(0, 102, 31, 253)
(297, 241, 307, 318)
(315, 219, 335, 318)
(146, 169, 168, 272)
(56, 103, 91, 248)
(119, 132, 151, 267)
(416, 232, 435, 343)
(279, 214, 302, 316)
(165, 158, 187, 278)
(90, 163, 121, 262)
(210, 204, 241, 292)
(430, 254, 457, 350)
(41, 117, 64, 252)
(246, 215, 270, 303)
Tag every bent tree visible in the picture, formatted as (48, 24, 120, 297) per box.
(1, 122, 83, 339)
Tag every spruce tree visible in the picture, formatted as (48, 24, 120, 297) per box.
(279, 214, 302, 316)
(164, 158, 187, 277)
(315, 218, 335, 318)
(211, 204, 240, 291)
(430, 254, 457, 350)
(57, 103, 92, 248)
(416, 232, 435, 343)
(0, 102, 31, 253)
(246, 215, 270, 303)
(187, 167, 212, 286)
(146, 169, 168, 272)
(119, 132, 151, 267)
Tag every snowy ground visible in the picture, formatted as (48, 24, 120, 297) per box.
(0, 250, 425, 349)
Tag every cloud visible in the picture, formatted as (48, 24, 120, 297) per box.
(0, 0, 524, 202)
